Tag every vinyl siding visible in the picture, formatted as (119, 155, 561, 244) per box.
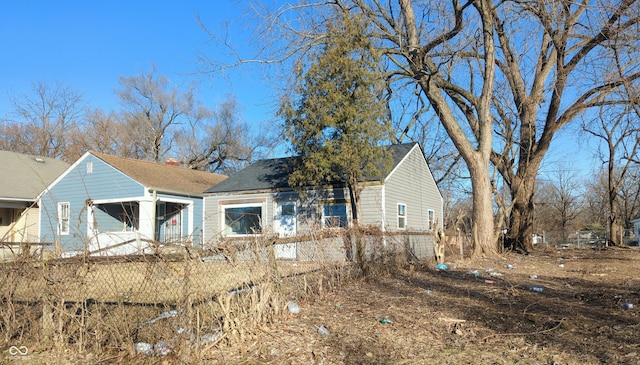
(360, 184, 384, 226)
(203, 188, 350, 244)
(383, 145, 443, 232)
(203, 192, 275, 244)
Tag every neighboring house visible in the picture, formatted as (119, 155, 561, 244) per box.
(0, 151, 69, 258)
(202, 142, 443, 258)
(38, 152, 227, 255)
(632, 216, 640, 245)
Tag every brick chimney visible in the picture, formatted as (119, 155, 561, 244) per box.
(165, 158, 180, 167)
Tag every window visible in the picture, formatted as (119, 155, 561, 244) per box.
(58, 202, 70, 235)
(86, 161, 93, 174)
(398, 203, 407, 230)
(322, 202, 348, 228)
(428, 209, 435, 231)
(223, 203, 263, 236)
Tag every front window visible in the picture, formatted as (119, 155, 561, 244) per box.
(322, 201, 348, 228)
(58, 202, 70, 235)
(223, 203, 263, 236)
(428, 209, 435, 231)
(398, 203, 407, 230)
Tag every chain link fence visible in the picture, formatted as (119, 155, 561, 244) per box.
(0, 229, 435, 361)
(533, 229, 636, 248)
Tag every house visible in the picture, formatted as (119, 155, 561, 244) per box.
(0, 151, 69, 259)
(38, 152, 227, 256)
(631, 216, 640, 245)
(202, 142, 443, 259)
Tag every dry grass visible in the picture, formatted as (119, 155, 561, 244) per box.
(4, 236, 639, 364)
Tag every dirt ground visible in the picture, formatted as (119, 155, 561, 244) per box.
(205, 246, 640, 365)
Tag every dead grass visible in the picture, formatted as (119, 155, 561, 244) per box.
(3, 246, 640, 364)
(202, 247, 640, 365)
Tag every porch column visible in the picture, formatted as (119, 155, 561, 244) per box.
(138, 198, 155, 240)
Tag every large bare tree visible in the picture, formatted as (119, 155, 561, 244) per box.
(175, 95, 268, 174)
(117, 67, 196, 163)
(3, 80, 84, 161)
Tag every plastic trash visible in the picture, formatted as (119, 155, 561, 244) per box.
(558, 264, 565, 268)
(484, 279, 494, 284)
(622, 302, 634, 309)
(529, 274, 538, 279)
(528, 286, 544, 292)
(287, 301, 300, 314)
(425, 289, 432, 294)
(317, 325, 330, 336)
(468, 269, 481, 277)
(435, 263, 449, 271)
(506, 264, 514, 269)
(134, 342, 153, 355)
(380, 318, 393, 324)
(154, 342, 171, 356)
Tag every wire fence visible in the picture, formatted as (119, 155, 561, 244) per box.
(0, 229, 436, 362)
(533, 229, 636, 248)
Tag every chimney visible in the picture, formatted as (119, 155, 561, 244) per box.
(165, 158, 180, 167)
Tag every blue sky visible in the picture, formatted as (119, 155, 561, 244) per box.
(0, 0, 277, 131)
(0, 1, 596, 178)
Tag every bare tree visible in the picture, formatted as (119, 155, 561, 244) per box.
(582, 100, 640, 245)
(117, 67, 195, 163)
(4, 80, 84, 161)
(537, 168, 585, 242)
(175, 95, 268, 174)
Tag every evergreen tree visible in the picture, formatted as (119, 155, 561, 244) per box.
(279, 13, 391, 231)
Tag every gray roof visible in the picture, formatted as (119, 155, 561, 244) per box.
(205, 143, 417, 194)
(0, 151, 70, 201)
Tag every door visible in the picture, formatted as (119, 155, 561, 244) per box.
(274, 201, 297, 259)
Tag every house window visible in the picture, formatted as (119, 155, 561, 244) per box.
(86, 161, 93, 174)
(428, 209, 435, 231)
(58, 202, 70, 235)
(322, 201, 348, 228)
(222, 203, 263, 236)
(398, 203, 407, 230)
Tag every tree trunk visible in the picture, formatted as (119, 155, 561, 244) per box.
(468, 160, 497, 255)
(505, 175, 536, 253)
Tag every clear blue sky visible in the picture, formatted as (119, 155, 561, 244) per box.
(0, 0, 596, 178)
(0, 0, 277, 129)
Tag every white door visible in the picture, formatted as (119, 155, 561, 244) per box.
(274, 201, 297, 259)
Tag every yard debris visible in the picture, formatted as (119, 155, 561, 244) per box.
(316, 325, 330, 336)
(528, 286, 544, 292)
(140, 309, 180, 327)
(435, 263, 449, 271)
(287, 301, 300, 314)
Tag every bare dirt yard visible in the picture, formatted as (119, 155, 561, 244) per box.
(206, 246, 640, 365)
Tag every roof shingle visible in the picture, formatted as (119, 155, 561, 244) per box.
(0, 151, 70, 201)
(205, 143, 416, 193)
(91, 152, 227, 195)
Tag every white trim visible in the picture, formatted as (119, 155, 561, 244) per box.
(397, 202, 407, 230)
(58, 202, 70, 236)
(221, 202, 264, 237)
